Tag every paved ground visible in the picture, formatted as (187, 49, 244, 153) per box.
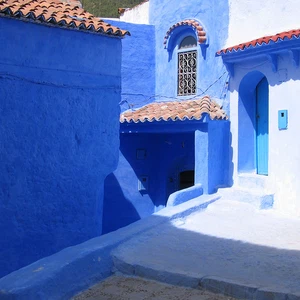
(73, 275, 235, 300)
(112, 200, 300, 299)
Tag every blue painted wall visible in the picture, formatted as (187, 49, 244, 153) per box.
(238, 71, 266, 173)
(104, 118, 230, 233)
(207, 120, 231, 192)
(104, 20, 156, 112)
(0, 18, 121, 277)
(103, 126, 196, 234)
(149, 0, 230, 103)
(103, 1, 231, 234)
(194, 120, 230, 194)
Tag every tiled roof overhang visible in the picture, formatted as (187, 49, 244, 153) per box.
(164, 19, 207, 47)
(216, 28, 300, 77)
(0, 0, 130, 37)
(216, 29, 300, 56)
(120, 96, 228, 124)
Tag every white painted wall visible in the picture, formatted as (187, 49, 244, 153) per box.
(225, 0, 300, 216)
(120, 1, 149, 24)
(229, 53, 300, 217)
(226, 0, 300, 48)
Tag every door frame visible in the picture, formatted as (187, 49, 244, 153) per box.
(238, 71, 269, 175)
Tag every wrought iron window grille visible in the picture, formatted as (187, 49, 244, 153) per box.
(177, 36, 197, 96)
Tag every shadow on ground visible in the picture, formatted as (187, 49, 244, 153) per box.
(1, 198, 300, 299)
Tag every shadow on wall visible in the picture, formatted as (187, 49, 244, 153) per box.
(102, 173, 141, 235)
(166, 154, 195, 199)
(103, 132, 196, 234)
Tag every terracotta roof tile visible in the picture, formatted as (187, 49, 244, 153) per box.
(164, 19, 207, 46)
(217, 28, 300, 55)
(0, 0, 130, 37)
(120, 96, 228, 124)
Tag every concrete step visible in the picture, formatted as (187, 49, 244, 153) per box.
(218, 187, 274, 209)
(237, 173, 268, 190)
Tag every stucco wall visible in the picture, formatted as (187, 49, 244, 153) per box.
(195, 120, 231, 194)
(149, 0, 229, 107)
(220, 0, 300, 216)
(102, 0, 232, 233)
(103, 129, 195, 234)
(104, 20, 155, 112)
(228, 53, 300, 216)
(226, 0, 300, 47)
(0, 18, 121, 277)
(120, 1, 149, 24)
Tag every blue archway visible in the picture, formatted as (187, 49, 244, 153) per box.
(238, 71, 269, 175)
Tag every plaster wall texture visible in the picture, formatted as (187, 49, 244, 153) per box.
(208, 121, 231, 191)
(103, 130, 195, 234)
(120, 1, 149, 24)
(227, 0, 300, 48)
(103, 1, 232, 233)
(228, 53, 300, 216)
(195, 121, 231, 194)
(104, 20, 155, 112)
(0, 18, 121, 277)
(149, 0, 229, 107)
(0, 193, 218, 299)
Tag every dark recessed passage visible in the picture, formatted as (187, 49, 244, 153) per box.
(179, 170, 194, 190)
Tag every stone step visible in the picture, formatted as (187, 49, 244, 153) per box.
(218, 187, 274, 209)
(237, 173, 268, 190)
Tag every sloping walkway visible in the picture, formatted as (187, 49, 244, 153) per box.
(2, 196, 300, 299)
(112, 200, 300, 299)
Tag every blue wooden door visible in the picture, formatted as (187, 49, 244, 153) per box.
(256, 77, 269, 175)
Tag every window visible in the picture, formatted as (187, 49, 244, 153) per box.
(177, 36, 197, 96)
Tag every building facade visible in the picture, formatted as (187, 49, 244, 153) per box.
(104, 0, 300, 232)
(103, 0, 231, 233)
(0, 0, 128, 277)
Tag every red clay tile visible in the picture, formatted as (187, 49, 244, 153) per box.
(0, 0, 130, 37)
(217, 28, 300, 55)
(164, 19, 207, 46)
(120, 96, 228, 123)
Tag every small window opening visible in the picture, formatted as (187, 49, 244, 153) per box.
(178, 36, 197, 96)
(179, 36, 197, 49)
(179, 170, 195, 190)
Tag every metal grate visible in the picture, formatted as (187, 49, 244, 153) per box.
(177, 50, 197, 96)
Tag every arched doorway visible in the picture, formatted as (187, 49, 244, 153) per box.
(238, 71, 269, 175)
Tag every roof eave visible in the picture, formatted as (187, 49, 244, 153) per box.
(120, 118, 210, 134)
(216, 37, 300, 60)
(216, 38, 300, 77)
(0, 10, 130, 38)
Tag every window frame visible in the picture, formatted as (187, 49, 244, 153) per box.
(176, 34, 199, 97)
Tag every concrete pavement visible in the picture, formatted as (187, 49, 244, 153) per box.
(111, 199, 300, 299)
